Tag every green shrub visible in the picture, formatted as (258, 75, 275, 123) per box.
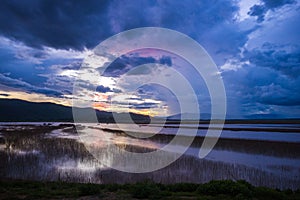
(196, 180, 252, 197)
(167, 183, 199, 192)
(105, 183, 120, 192)
(130, 181, 162, 199)
(253, 186, 285, 200)
(284, 189, 293, 195)
(78, 184, 101, 196)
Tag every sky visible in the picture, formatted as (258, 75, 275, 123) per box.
(0, 0, 299, 119)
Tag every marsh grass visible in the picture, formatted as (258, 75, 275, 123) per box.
(0, 179, 299, 200)
(0, 124, 299, 190)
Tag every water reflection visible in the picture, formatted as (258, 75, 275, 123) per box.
(0, 123, 299, 189)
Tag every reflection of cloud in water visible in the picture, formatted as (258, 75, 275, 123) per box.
(0, 123, 299, 189)
(203, 149, 299, 178)
(45, 127, 79, 139)
(77, 125, 165, 172)
(53, 157, 106, 172)
(102, 123, 300, 142)
(78, 125, 161, 150)
(14, 149, 40, 155)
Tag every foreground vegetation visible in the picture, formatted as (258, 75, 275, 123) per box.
(0, 179, 299, 200)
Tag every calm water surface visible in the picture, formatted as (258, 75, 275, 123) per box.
(0, 122, 299, 189)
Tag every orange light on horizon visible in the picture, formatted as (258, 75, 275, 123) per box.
(92, 102, 109, 111)
(93, 93, 109, 101)
(129, 108, 158, 117)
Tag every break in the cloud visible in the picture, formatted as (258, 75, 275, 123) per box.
(0, 0, 299, 118)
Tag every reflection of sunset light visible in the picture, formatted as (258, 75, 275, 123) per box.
(114, 137, 128, 147)
(112, 135, 160, 150)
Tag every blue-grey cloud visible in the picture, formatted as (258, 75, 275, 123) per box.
(159, 56, 172, 66)
(102, 54, 172, 77)
(248, 0, 296, 22)
(96, 85, 122, 93)
(0, 0, 111, 50)
(248, 5, 267, 22)
(108, 0, 245, 66)
(0, 0, 299, 118)
(263, 0, 295, 9)
(0, 0, 242, 53)
(96, 85, 112, 93)
(0, 74, 64, 97)
(129, 102, 159, 109)
(222, 59, 300, 111)
(245, 43, 300, 78)
(59, 62, 82, 70)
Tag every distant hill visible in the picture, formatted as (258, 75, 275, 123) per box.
(167, 113, 232, 120)
(244, 113, 283, 119)
(0, 99, 150, 123)
(167, 113, 208, 120)
(166, 112, 300, 123)
(1, 99, 298, 123)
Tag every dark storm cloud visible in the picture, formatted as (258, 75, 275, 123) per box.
(34, 88, 64, 97)
(245, 43, 300, 78)
(222, 59, 300, 109)
(244, 69, 300, 107)
(1, 0, 299, 118)
(0, 74, 64, 97)
(260, 92, 300, 106)
(76, 81, 121, 94)
(252, 81, 300, 106)
(159, 56, 172, 66)
(248, 0, 296, 22)
(102, 55, 172, 77)
(129, 102, 159, 109)
(108, 0, 246, 64)
(263, 0, 296, 9)
(0, 0, 111, 50)
(248, 5, 267, 22)
(0, 0, 242, 52)
(109, 0, 239, 37)
(96, 85, 112, 93)
(202, 23, 253, 56)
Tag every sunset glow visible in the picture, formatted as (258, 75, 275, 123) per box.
(0, 0, 299, 118)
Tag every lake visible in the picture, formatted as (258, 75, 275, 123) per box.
(0, 122, 299, 190)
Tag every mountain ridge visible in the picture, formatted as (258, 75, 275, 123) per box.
(1, 99, 299, 123)
(0, 99, 151, 123)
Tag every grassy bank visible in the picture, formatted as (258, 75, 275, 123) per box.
(0, 179, 299, 200)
